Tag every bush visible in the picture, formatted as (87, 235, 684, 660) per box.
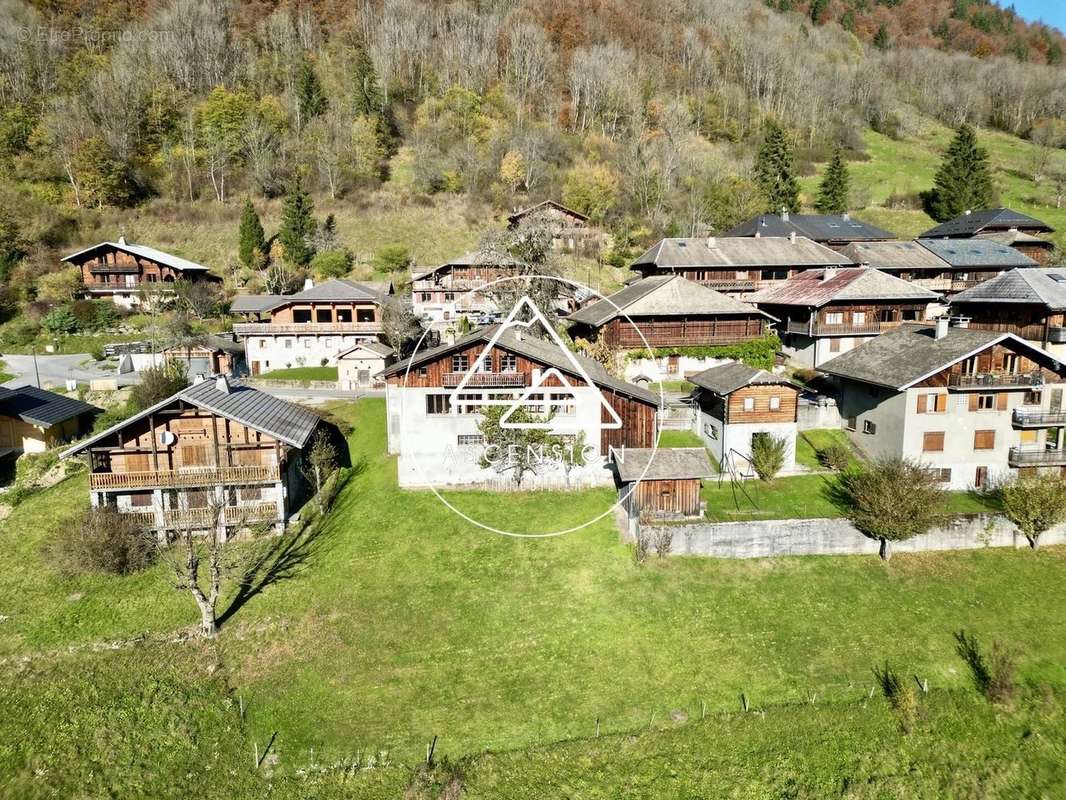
(92, 404, 134, 434)
(954, 630, 1016, 705)
(43, 507, 156, 576)
(129, 359, 189, 411)
(0, 316, 40, 347)
(818, 442, 851, 471)
(370, 244, 412, 272)
(41, 307, 79, 336)
(310, 249, 353, 280)
(750, 433, 788, 482)
(624, 336, 781, 371)
(873, 662, 919, 733)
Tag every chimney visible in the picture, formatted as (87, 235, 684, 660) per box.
(215, 375, 230, 394)
(964, 209, 972, 216)
(780, 207, 789, 222)
(842, 212, 850, 221)
(117, 235, 127, 246)
(443, 329, 456, 345)
(934, 316, 950, 340)
(788, 231, 797, 244)
(193, 373, 205, 385)
(822, 267, 838, 281)
(951, 315, 970, 329)
(303, 277, 314, 291)
(754, 231, 761, 239)
(706, 236, 717, 248)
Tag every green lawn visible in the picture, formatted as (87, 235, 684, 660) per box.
(0, 359, 12, 383)
(655, 429, 704, 448)
(795, 427, 859, 470)
(256, 366, 339, 382)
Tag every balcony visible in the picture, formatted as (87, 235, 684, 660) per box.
(948, 372, 1045, 390)
(1049, 327, 1066, 344)
(1008, 446, 1066, 467)
(698, 279, 759, 292)
(1013, 408, 1066, 427)
(441, 371, 524, 388)
(786, 320, 891, 336)
(233, 321, 381, 336)
(950, 279, 983, 291)
(90, 464, 281, 491)
(125, 502, 280, 529)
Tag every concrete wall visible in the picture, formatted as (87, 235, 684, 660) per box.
(783, 334, 875, 368)
(797, 396, 843, 431)
(837, 380, 907, 460)
(245, 333, 378, 372)
(623, 355, 732, 382)
(635, 514, 1066, 559)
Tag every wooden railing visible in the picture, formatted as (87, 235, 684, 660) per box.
(1013, 409, 1066, 427)
(785, 320, 894, 336)
(90, 464, 280, 491)
(442, 372, 525, 387)
(948, 372, 1044, 389)
(124, 503, 279, 529)
(233, 321, 381, 335)
(1008, 447, 1066, 467)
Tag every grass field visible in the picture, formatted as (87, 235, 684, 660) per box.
(256, 366, 339, 382)
(795, 427, 859, 470)
(3, 398, 1064, 788)
(655, 429, 704, 448)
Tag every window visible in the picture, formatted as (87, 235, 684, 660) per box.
(284, 338, 293, 349)
(419, 293, 431, 302)
(457, 435, 484, 446)
(451, 354, 468, 373)
(974, 430, 996, 450)
(1023, 390, 1042, 406)
(735, 270, 749, 280)
(444, 292, 455, 301)
(926, 467, 952, 483)
(742, 397, 755, 411)
(769, 396, 781, 411)
(259, 339, 266, 349)
(974, 466, 989, 489)
(129, 491, 153, 508)
(186, 489, 209, 509)
(336, 308, 352, 323)
(901, 309, 919, 321)
(829, 338, 842, 353)
(241, 487, 262, 501)
(1003, 354, 1019, 373)
(863, 420, 877, 434)
(825, 312, 844, 325)
(478, 354, 492, 372)
(455, 393, 482, 414)
(357, 308, 375, 323)
(417, 366, 428, 377)
(852, 311, 866, 326)
(977, 394, 995, 410)
(500, 353, 517, 372)
(917, 393, 947, 414)
(922, 431, 945, 452)
(316, 308, 332, 323)
(294, 309, 312, 323)
(846, 416, 857, 431)
(426, 394, 451, 414)
(551, 392, 576, 416)
(761, 268, 789, 281)
(879, 308, 897, 323)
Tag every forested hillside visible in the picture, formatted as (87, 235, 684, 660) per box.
(1, 0, 1064, 310)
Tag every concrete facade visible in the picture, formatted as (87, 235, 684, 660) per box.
(696, 408, 797, 477)
(246, 332, 379, 373)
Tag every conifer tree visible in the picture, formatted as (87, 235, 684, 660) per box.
(754, 120, 800, 213)
(924, 124, 997, 222)
(873, 23, 890, 51)
(351, 42, 384, 117)
(295, 58, 328, 130)
(237, 198, 266, 268)
(278, 178, 317, 267)
(815, 148, 850, 214)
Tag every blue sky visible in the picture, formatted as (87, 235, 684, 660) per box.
(1008, 0, 1066, 34)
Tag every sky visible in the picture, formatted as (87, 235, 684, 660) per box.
(1008, 0, 1066, 35)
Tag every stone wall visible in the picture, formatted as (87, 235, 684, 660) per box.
(634, 514, 1066, 559)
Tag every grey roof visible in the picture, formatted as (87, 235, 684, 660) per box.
(726, 213, 895, 242)
(382, 325, 659, 405)
(917, 238, 1039, 268)
(62, 379, 322, 456)
(841, 240, 952, 271)
(162, 334, 244, 356)
(976, 230, 1055, 248)
(749, 267, 940, 307)
(230, 295, 285, 313)
(567, 275, 772, 327)
(689, 362, 797, 396)
(62, 238, 211, 272)
(920, 208, 1054, 238)
(508, 200, 589, 223)
(819, 323, 1063, 391)
(229, 279, 385, 314)
(337, 341, 395, 358)
(951, 268, 1066, 311)
(632, 236, 852, 270)
(417, 248, 526, 278)
(0, 386, 99, 427)
(615, 447, 715, 482)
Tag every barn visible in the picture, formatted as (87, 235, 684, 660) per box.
(615, 447, 715, 519)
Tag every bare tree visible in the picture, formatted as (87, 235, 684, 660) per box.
(380, 296, 424, 356)
(302, 430, 338, 511)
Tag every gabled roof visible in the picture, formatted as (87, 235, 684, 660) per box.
(916, 237, 1039, 268)
(975, 230, 1056, 248)
(230, 295, 285, 314)
(614, 447, 715, 482)
(0, 386, 99, 427)
(337, 341, 395, 358)
(229, 279, 386, 314)
(161, 334, 244, 356)
(920, 208, 1055, 238)
(725, 213, 895, 242)
(507, 200, 589, 224)
(62, 238, 211, 272)
(416, 248, 526, 279)
(819, 323, 1065, 391)
(841, 240, 952, 271)
(381, 325, 659, 406)
(62, 379, 323, 457)
(748, 267, 940, 308)
(566, 275, 774, 327)
(632, 236, 852, 270)
(951, 268, 1066, 311)
(689, 362, 799, 397)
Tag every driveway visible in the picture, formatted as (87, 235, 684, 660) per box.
(0, 353, 138, 391)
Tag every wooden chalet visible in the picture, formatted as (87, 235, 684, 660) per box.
(950, 268, 1066, 356)
(920, 208, 1055, 266)
(915, 237, 1040, 292)
(615, 447, 714, 518)
(566, 275, 774, 350)
(507, 200, 600, 255)
(726, 210, 895, 250)
(411, 249, 526, 323)
(62, 377, 345, 534)
(0, 386, 98, 455)
(62, 237, 221, 307)
(159, 334, 246, 378)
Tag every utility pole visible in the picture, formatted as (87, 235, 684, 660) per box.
(32, 346, 41, 389)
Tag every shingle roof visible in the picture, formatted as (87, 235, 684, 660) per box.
(916, 237, 1039, 268)
(416, 248, 526, 278)
(0, 386, 99, 427)
(725, 213, 895, 242)
(841, 240, 952, 271)
(507, 200, 589, 223)
(688, 362, 797, 396)
(920, 208, 1055, 237)
(382, 325, 660, 405)
(951, 268, 1066, 311)
(748, 267, 940, 307)
(337, 341, 395, 358)
(632, 236, 852, 270)
(819, 323, 1064, 391)
(62, 239, 211, 272)
(62, 379, 323, 457)
(230, 279, 386, 314)
(614, 447, 715, 482)
(567, 275, 773, 327)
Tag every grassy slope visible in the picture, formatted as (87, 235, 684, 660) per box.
(4, 399, 1064, 774)
(795, 427, 858, 469)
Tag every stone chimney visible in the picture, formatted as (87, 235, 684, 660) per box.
(780, 207, 790, 222)
(842, 212, 850, 221)
(822, 267, 838, 281)
(215, 375, 231, 394)
(303, 277, 314, 291)
(706, 236, 717, 248)
(935, 316, 950, 340)
(788, 231, 797, 244)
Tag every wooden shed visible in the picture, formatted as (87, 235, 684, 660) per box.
(615, 447, 715, 519)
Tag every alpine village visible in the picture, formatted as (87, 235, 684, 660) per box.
(3, 0, 1066, 796)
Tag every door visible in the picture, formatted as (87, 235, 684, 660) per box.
(1050, 388, 1062, 412)
(358, 369, 370, 385)
(974, 466, 988, 489)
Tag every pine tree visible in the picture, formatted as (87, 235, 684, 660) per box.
(753, 120, 800, 213)
(809, 0, 829, 24)
(278, 178, 317, 267)
(295, 58, 328, 129)
(237, 198, 266, 269)
(873, 23, 891, 51)
(351, 42, 384, 117)
(924, 124, 997, 222)
(815, 148, 850, 214)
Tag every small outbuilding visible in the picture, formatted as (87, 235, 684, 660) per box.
(338, 341, 396, 389)
(614, 447, 715, 518)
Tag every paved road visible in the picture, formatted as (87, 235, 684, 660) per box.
(0, 353, 135, 390)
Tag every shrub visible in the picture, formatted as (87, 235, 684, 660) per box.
(791, 367, 820, 385)
(872, 662, 919, 733)
(653, 526, 674, 558)
(954, 630, 1016, 705)
(750, 433, 788, 482)
(129, 359, 189, 411)
(994, 473, 1066, 549)
(370, 244, 412, 272)
(818, 442, 851, 471)
(44, 507, 156, 576)
(41, 307, 79, 336)
(92, 404, 134, 434)
(310, 249, 353, 280)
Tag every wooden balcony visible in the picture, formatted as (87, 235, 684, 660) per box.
(950, 279, 983, 291)
(233, 321, 381, 335)
(441, 371, 524, 387)
(1013, 409, 1066, 428)
(698, 279, 759, 292)
(90, 464, 280, 491)
(786, 320, 891, 336)
(948, 372, 1045, 390)
(1008, 447, 1066, 467)
(124, 503, 280, 529)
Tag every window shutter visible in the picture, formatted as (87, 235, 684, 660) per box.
(968, 394, 980, 412)
(996, 393, 1008, 411)
(935, 394, 947, 413)
(916, 394, 926, 414)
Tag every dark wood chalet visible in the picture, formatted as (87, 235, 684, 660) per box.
(62, 377, 345, 534)
(62, 237, 221, 306)
(566, 275, 774, 350)
(950, 268, 1066, 355)
(915, 238, 1040, 292)
(411, 249, 526, 323)
(615, 447, 714, 519)
(725, 210, 895, 250)
(507, 200, 600, 255)
(920, 207, 1054, 239)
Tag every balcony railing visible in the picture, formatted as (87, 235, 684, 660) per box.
(233, 321, 381, 335)
(124, 503, 280, 529)
(948, 372, 1045, 389)
(90, 464, 280, 491)
(950, 279, 983, 291)
(1008, 447, 1066, 467)
(697, 279, 759, 292)
(1013, 408, 1066, 427)
(441, 371, 524, 388)
(786, 320, 891, 336)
